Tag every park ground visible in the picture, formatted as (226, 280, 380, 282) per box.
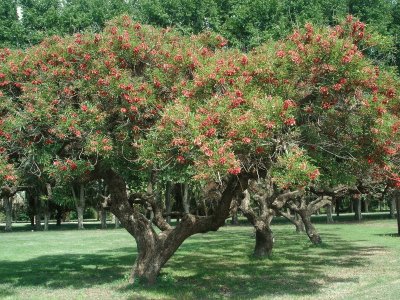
(0, 217, 399, 299)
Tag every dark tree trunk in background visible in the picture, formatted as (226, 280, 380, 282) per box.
(182, 183, 190, 214)
(231, 210, 239, 225)
(34, 195, 42, 231)
(390, 199, 396, 219)
(113, 215, 120, 228)
(3, 196, 13, 232)
(56, 209, 62, 226)
(336, 197, 341, 217)
(100, 209, 107, 229)
(350, 200, 354, 213)
(326, 204, 334, 224)
(395, 192, 400, 237)
(364, 199, 369, 213)
(72, 184, 85, 230)
(354, 199, 362, 222)
(165, 181, 172, 224)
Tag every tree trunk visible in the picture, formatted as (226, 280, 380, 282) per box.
(390, 198, 396, 219)
(34, 196, 42, 231)
(3, 196, 13, 232)
(349, 200, 354, 213)
(165, 181, 172, 224)
(254, 225, 274, 257)
(354, 199, 362, 221)
(326, 204, 334, 224)
(56, 209, 62, 226)
(396, 194, 400, 237)
(301, 213, 322, 244)
(98, 166, 248, 285)
(113, 215, 120, 228)
(100, 209, 107, 229)
(364, 199, 369, 213)
(231, 210, 239, 225)
(43, 199, 50, 231)
(336, 197, 341, 217)
(72, 184, 85, 230)
(76, 206, 85, 229)
(182, 183, 190, 214)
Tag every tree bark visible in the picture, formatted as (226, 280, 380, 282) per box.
(100, 209, 107, 229)
(300, 213, 322, 245)
(72, 184, 85, 230)
(354, 199, 362, 222)
(254, 224, 274, 257)
(34, 195, 42, 231)
(97, 166, 248, 284)
(390, 198, 396, 219)
(326, 204, 334, 224)
(182, 183, 190, 214)
(364, 199, 369, 213)
(3, 196, 13, 232)
(113, 215, 120, 228)
(396, 193, 400, 237)
(165, 181, 172, 224)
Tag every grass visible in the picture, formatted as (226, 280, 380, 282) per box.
(0, 218, 399, 299)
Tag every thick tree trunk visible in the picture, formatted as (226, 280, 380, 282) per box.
(165, 181, 172, 224)
(354, 199, 362, 221)
(3, 196, 13, 232)
(254, 225, 274, 257)
(301, 213, 322, 245)
(98, 166, 247, 285)
(326, 204, 334, 224)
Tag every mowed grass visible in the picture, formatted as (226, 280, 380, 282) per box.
(0, 219, 399, 299)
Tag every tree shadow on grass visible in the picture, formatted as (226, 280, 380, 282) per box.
(0, 228, 387, 299)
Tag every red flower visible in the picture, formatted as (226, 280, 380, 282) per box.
(228, 167, 241, 175)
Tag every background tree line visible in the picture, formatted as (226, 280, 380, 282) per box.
(1, 0, 400, 68)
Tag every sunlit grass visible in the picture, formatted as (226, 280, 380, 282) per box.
(0, 219, 399, 299)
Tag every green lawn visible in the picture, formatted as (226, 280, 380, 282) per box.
(0, 219, 399, 299)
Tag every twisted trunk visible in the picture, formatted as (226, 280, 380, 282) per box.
(300, 212, 322, 245)
(98, 166, 247, 284)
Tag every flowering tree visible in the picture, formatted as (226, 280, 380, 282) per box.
(0, 15, 399, 282)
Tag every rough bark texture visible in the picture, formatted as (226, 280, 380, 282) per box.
(326, 204, 334, 224)
(254, 225, 274, 257)
(3, 196, 12, 232)
(277, 209, 305, 232)
(100, 209, 107, 229)
(96, 165, 248, 284)
(390, 198, 396, 219)
(182, 183, 190, 214)
(301, 213, 322, 245)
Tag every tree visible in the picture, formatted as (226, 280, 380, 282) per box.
(0, 15, 399, 283)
